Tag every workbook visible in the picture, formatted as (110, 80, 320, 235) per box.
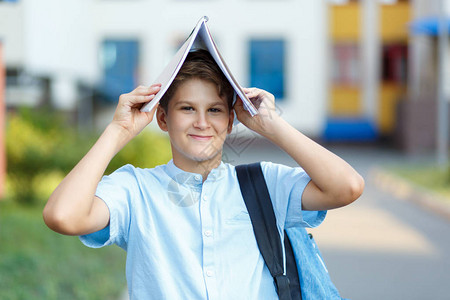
(140, 16, 257, 116)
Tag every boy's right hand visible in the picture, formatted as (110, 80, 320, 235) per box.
(111, 84, 162, 140)
(44, 83, 161, 236)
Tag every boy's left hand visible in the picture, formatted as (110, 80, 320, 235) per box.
(234, 87, 282, 137)
(235, 88, 364, 211)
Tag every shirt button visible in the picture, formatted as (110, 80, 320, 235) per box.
(206, 270, 214, 277)
(204, 230, 212, 237)
(202, 195, 207, 201)
(195, 175, 202, 181)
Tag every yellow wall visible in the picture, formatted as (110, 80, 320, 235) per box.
(380, 3, 411, 42)
(329, 86, 361, 116)
(329, 3, 360, 41)
(330, 84, 406, 134)
(329, 3, 362, 117)
(330, 2, 411, 42)
(378, 83, 406, 134)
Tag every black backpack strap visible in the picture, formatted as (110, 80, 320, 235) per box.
(235, 163, 292, 300)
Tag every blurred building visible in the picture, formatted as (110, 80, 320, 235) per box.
(325, 0, 412, 142)
(0, 0, 328, 136)
(0, 0, 448, 146)
(325, 0, 449, 151)
(401, 0, 450, 153)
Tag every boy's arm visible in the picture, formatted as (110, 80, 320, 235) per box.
(43, 84, 161, 236)
(234, 88, 364, 211)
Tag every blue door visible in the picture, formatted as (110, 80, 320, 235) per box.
(249, 39, 285, 100)
(100, 40, 139, 102)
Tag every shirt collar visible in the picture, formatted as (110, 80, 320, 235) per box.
(164, 159, 226, 186)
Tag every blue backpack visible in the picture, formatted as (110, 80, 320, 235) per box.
(235, 163, 344, 300)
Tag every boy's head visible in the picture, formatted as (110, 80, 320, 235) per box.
(156, 49, 235, 168)
(159, 49, 234, 112)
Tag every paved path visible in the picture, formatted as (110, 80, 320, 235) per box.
(224, 137, 450, 300)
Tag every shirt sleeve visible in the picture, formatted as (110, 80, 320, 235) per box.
(79, 164, 138, 250)
(260, 161, 326, 229)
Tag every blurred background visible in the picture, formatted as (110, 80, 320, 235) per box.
(0, 0, 449, 299)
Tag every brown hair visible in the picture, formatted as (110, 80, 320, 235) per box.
(159, 49, 234, 112)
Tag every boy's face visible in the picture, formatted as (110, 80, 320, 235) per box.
(157, 78, 233, 169)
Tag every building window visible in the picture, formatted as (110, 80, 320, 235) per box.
(99, 39, 139, 102)
(331, 43, 360, 86)
(381, 44, 408, 84)
(249, 39, 285, 100)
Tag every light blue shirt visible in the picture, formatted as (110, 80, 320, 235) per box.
(80, 160, 326, 300)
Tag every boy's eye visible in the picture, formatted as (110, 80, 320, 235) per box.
(181, 106, 194, 111)
(209, 108, 222, 113)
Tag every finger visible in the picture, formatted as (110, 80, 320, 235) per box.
(131, 84, 161, 96)
(242, 87, 259, 92)
(121, 93, 157, 106)
(243, 88, 263, 99)
(139, 84, 161, 95)
(243, 90, 263, 108)
(145, 98, 160, 116)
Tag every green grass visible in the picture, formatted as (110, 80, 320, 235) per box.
(0, 201, 126, 300)
(388, 164, 450, 200)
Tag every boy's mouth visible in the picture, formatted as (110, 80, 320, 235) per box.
(188, 134, 213, 141)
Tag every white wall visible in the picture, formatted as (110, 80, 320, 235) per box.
(23, 0, 96, 79)
(22, 0, 97, 109)
(0, 2, 24, 67)
(413, 0, 440, 17)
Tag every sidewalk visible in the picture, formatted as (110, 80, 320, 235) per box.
(370, 167, 450, 220)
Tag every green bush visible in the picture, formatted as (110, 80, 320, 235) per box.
(6, 108, 171, 205)
(106, 126, 172, 175)
(389, 163, 450, 200)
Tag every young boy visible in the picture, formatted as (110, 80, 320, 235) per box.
(43, 50, 364, 299)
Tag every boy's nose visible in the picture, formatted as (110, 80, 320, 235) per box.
(193, 112, 209, 129)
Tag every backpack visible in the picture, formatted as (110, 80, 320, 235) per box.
(235, 163, 344, 300)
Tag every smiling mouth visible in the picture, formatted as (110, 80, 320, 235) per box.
(188, 134, 213, 141)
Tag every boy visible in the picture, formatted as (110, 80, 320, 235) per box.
(43, 50, 364, 299)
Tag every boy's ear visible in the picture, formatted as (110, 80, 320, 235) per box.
(227, 110, 234, 134)
(156, 106, 168, 132)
